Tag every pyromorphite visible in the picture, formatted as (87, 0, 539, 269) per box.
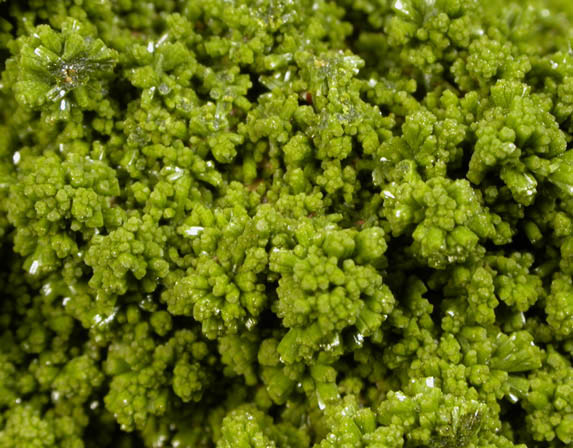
(1, 0, 573, 447)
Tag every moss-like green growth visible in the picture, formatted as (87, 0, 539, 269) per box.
(2, 0, 573, 446)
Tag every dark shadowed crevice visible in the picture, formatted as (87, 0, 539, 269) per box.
(246, 73, 269, 104)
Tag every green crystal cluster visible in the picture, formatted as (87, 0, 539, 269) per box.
(0, 0, 573, 446)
